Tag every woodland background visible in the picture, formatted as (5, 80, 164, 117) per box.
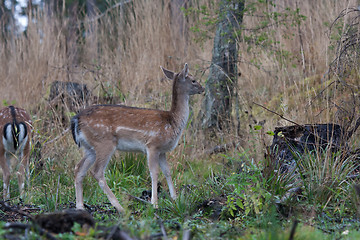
(1, 0, 360, 239)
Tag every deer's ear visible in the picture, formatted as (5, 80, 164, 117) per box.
(160, 66, 175, 80)
(182, 63, 189, 77)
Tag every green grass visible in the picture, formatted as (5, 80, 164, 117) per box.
(1, 0, 360, 239)
(2, 140, 360, 239)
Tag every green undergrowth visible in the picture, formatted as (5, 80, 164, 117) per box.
(2, 141, 360, 239)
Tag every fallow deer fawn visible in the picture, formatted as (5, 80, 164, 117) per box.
(71, 63, 204, 212)
(0, 106, 32, 200)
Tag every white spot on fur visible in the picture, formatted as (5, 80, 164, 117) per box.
(115, 126, 159, 138)
(94, 124, 109, 131)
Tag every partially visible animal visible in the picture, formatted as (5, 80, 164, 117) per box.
(0, 106, 32, 200)
(49, 81, 90, 112)
(48, 81, 90, 125)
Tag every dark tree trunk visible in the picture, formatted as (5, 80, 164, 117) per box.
(26, 0, 33, 28)
(201, 0, 244, 133)
(7, 0, 16, 51)
(0, 0, 8, 40)
(86, 0, 97, 62)
(170, 0, 188, 48)
(86, 0, 96, 17)
(0, 0, 5, 21)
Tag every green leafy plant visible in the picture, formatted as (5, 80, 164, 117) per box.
(225, 157, 272, 219)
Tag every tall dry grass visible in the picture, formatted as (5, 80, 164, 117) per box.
(0, 0, 358, 163)
(235, 0, 359, 152)
(0, 1, 211, 107)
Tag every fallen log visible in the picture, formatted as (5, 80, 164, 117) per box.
(268, 123, 346, 173)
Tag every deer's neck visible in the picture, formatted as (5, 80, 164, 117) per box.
(170, 84, 190, 129)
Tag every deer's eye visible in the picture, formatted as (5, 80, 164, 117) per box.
(192, 80, 196, 84)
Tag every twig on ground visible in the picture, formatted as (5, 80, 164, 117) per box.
(288, 219, 298, 240)
(126, 193, 152, 205)
(104, 223, 135, 240)
(0, 201, 34, 220)
(154, 213, 168, 240)
(0, 201, 57, 240)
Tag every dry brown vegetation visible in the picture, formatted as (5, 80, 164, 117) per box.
(1, 1, 360, 238)
(0, 0, 359, 178)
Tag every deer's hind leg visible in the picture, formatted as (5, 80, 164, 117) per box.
(89, 142, 124, 213)
(0, 151, 11, 200)
(75, 147, 96, 210)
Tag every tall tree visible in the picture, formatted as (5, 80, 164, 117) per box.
(170, 0, 188, 52)
(86, 0, 96, 16)
(0, 0, 9, 41)
(85, 0, 98, 62)
(0, 0, 5, 22)
(201, 0, 244, 133)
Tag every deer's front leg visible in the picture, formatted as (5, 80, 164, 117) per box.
(147, 148, 160, 207)
(17, 143, 30, 198)
(159, 153, 176, 200)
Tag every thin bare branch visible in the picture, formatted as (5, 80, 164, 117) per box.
(253, 102, 301, 126)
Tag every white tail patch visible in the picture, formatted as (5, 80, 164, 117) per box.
(0, 106, 32, 200)
(18, 123, 27, 144)
(3, 124, 14, 152)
